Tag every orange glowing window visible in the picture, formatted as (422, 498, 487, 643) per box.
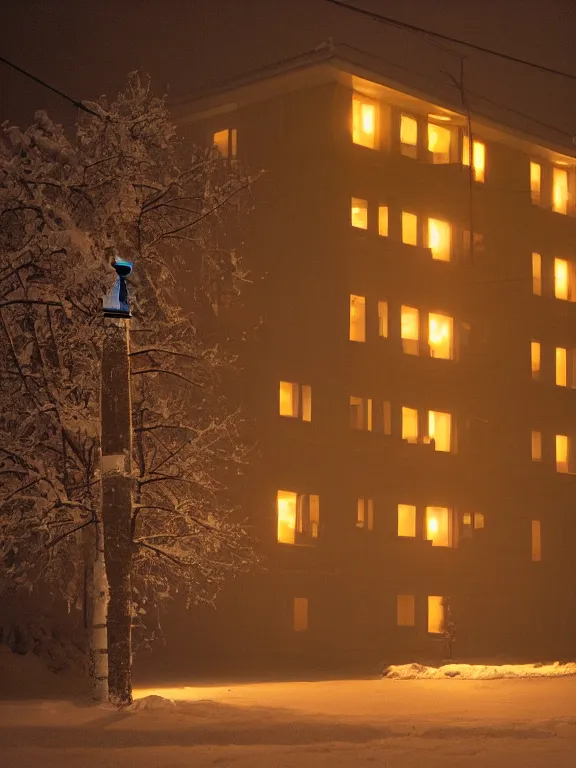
(427, 218, 451, 261)
(428, 596, 444, 634)
(383, 401, 392, 435)
(397, 594, 415, 626)
(553, 167, 568, 214)
(556, 434, 569, 473)
(279, 382, 311, 421)
(277, 490, 297, 544)
(398, 504, 416, 537)
(428, 313, 453, 359)
(556, 347, 567, 387)
(402, 406, 419, 444)
(428, 410, 452, 452)
(293, 597, 308, 631)
(213, 128, 237, 158)
(530, 161, 541, 204)
(378, 301, 388, 337)
(356, 498, 375, 531)
(401, 306, 419, 355)
(554, 258, 573, 300)
(277, 491, 319, 545)
(474, 513, 485, 529)
(425, 506, 452, 547)
(350, 396, 372, 431)
(349, 295, 366, 342)
(353, 93, 377, 149)
(531, 341, 541, 379)
(428, 122, 451, 163)
(351, 197, 368, 229)
(531, 520, 541, 562)
(531, 430, 542, 461)
(378, 205, 389, 237)
(402, 211, 418, 246)
(532, 253, 542, 296)
(400, 114, 418, 157)
(463, 137, 485, 182)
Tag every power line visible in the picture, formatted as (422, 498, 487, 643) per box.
(0, 54, 102, 118)
(324, 0, 576, 81)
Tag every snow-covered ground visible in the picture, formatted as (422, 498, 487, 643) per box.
(1, 649, 576, 766)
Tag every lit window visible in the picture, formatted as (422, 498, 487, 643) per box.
(531, 521, 541, 562)
(426, 506, 452, 547)
(428, 596, 444, 634)
(279, 382, 311, 421)
(532, 253, 542, 296)
(556, 434, 569, 473)
(474, 513, 485, 529)
(378, 205, 389, 237)
(553, 167, 568, 214)
(213, 128, 237, 158)
(398, 504, 416, 537)
(351, 197, 368, 229)
(349, 295, 366, 342)
(402, 212, 418, 246)
(530, 161, 541, 204)
(277, 491, 319, 545)
(378, 301, 388, 337)
(400, 114, 418, 157)
(402, 406, 419, 444)
(353, 93, 377, 149)
(531, 430, 542, 461)
(293, 597, 308, 632)
(350, 396, 372, 431)
(401, 306, 419, 355)
(428, 410, 452, 452)
(531, 341, 541, 380)
(383, 401, 392, 435)
(427, 218, 451, 261)
(428, 122, 451, 163)
(463, 137, 486, 182)
(356, 498, 375, 530)
(556, 347, 567, 387)
(554, 258, 573, 300)
(428, 313, 453, 359)
(397, 594, 415, 626)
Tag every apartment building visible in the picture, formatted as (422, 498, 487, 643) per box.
(175, 47, 576, 669)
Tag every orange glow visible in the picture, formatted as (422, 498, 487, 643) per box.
(553, 167, 568, 214)
(531, 520, 541, 562)
(402, 406, 419, 444)
(351, 197, 368, 229)
(378, 300, 388, 337)
(349, 294, 366, 342)
(378, 205, 389, 236)
(531, 430, 542, 461)
(532, 253, 542, 296)
(350, 396, 372, 431)
(530, 161, 541, 204)
(426, 506, 451, 547)
(554, 258, 570, 300)
(428, 122, 451, 163)
(398, 504, 416, 537)
(277, 490, 297, 544)
(428, 218, 451, 261)
(556, 435, 568, 472)
(301, 386, 311, 422)
(556, 347, 567, 386)
(401, 306, 419, 354)
(293, 597, 308, 631)
(400, 114, 418, 155)
(357, 498, 375, 530)
(353, 94, 377, 149)
(428, 596, 444, 634)
(402, 211, 418, 245)
(397, 594, 415, 626)
(463, 137, 485, 182)
(279, 381, 298, 417)
(383, 401, 392, 435)
(474, 513, 485, 529)
(428, 313, 453, 359)
(428, 410, 451, 452)
(531, 341, 541, 379)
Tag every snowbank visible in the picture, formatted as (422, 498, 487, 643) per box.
(384, 661, 576, 680)
(129, 694, 176, 712)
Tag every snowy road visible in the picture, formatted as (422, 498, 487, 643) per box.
(1, 675, 576, 767)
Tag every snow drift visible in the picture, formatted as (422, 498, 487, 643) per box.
(384, 661, 576, 680)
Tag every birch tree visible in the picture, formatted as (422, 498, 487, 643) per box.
(0, 73, 257, 705)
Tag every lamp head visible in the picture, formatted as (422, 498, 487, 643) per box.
(113, 259, 133, 278)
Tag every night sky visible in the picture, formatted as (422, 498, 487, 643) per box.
(1, 0, 576, 148)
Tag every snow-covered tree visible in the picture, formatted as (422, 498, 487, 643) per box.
(0, 73, 257, 705)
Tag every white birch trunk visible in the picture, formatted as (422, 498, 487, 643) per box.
(90, 517, 109, 702)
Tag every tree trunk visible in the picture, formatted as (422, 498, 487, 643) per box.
(101, 318, 133, 707)
(90, 518, 109, 702)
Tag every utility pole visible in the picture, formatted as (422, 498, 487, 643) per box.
(100, 259, 134, 706)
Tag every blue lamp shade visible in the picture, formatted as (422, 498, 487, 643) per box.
(103, 260, 133, 318)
